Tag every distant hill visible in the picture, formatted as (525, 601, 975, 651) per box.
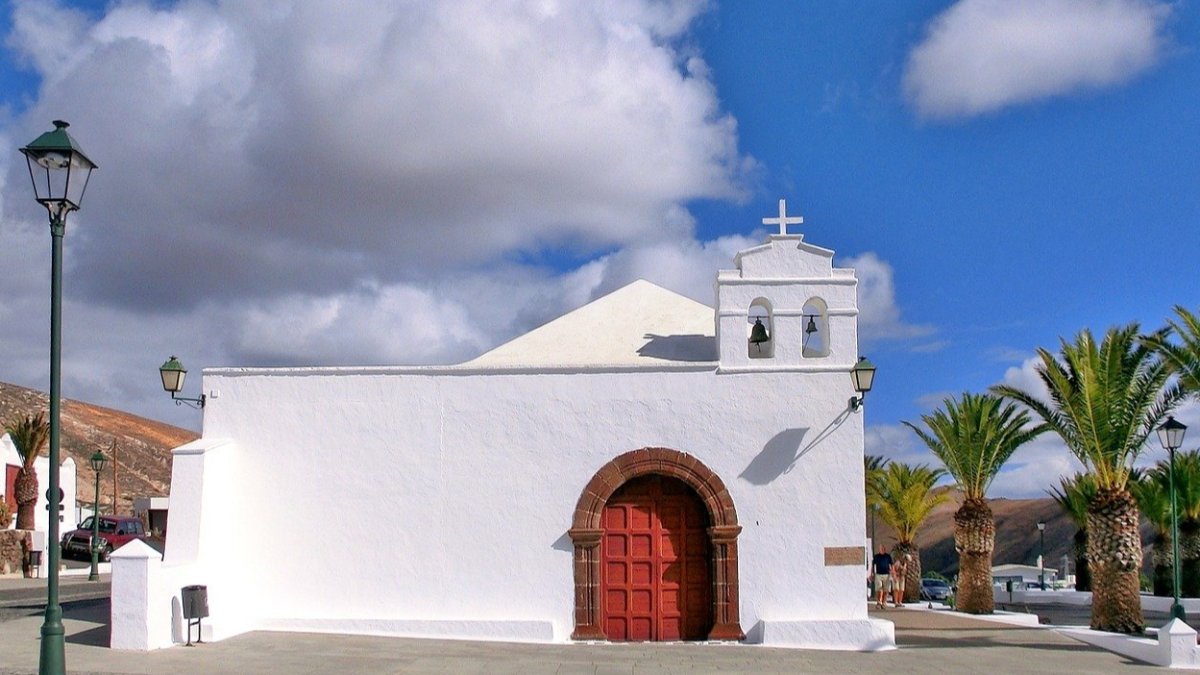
(0, 381, 197, 514)
(871, 488, 1158, 579)
(869, 489, 1075, 578)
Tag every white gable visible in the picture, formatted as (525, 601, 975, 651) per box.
(465, 279, 716, 368)
(731, 235, 835, 279)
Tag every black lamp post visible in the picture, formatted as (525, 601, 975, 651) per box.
(159, 356, 205, 408)
(1037, 521, 1046, 590)
(1157, 416, 1188, 621)
(20, 120, 96, 675)
(849, 356, 876, 411)
(87, 451, 107, 581)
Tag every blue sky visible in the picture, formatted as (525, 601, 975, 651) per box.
(0, 0, 1197, 497)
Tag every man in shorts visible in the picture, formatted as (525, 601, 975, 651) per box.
(870, 545, 893, 610)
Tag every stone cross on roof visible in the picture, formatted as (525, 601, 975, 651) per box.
(762, 198, 803, 235)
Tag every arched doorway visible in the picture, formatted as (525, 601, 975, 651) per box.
(569, 447, 744, 642)
(602, 474, 711, 641)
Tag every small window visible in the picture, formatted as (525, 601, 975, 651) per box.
(802, 297, 829, 358)
(748, 298, 774, 358)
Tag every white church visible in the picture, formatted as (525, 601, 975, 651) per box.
(111, 202, 894, 651)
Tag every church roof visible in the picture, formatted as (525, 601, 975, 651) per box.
(463, 280, 717, 368)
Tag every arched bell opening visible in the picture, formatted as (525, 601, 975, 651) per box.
(747, 298, 774, 359)
(801, 297, 829, 358)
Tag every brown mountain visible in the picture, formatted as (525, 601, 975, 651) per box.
(869, 490, 1076, 578)
(0, 380, 197, 514)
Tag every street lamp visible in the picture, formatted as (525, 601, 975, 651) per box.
(849, 356, 876, 411)
(1157, 416, 1188, 621)
(20, 120, 96, 675)
(1037, 522, 1046, 591)
(159, 356, 205, 408)
(87, 451, 107, 581)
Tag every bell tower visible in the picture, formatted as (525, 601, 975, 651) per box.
(715, 199, 860, 371)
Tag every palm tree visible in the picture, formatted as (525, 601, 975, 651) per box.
(1145, 305, 1200, 394)
(1048, 473, 1097, 592)
(1144, 307, 1200, 597)
(993, 324, 1184, 633)
(865, 455, 889, 547)
(904, 393, 1046, 614)
(869, 462, 948, 602)
(1129, 468, 1174, 597)
(5, 412, 49, 530)
(1171, 451, 1200, 598)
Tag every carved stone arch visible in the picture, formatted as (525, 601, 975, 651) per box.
(568, 447, 744, 641)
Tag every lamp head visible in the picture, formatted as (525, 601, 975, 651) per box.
(89, 450, 107, 473)
(159, 356, 187, 393)
(20, 120, 97, 222)
(1158, 416, 1187, 453)
(849, 356, 877, 411)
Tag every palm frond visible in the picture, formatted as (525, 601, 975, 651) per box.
(904, 392, 1047, 501)
(991, 323, 1180, 491)
(4, 412, 49, 469)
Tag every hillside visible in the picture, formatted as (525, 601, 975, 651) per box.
(869, 490, 1075, 578)
(872, 488, 1162, 579)
(0, 380, 197, 513)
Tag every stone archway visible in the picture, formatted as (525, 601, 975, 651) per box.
(569, 447, 744, 641)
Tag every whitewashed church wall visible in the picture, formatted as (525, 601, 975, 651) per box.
(165, 365, 868, 644)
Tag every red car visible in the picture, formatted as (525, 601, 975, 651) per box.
(61, 515, 147, 561)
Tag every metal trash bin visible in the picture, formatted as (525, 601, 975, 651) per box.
(182, 585, 209, 619)
(26, 550, 42, 578)
(181, 585, 208, 646)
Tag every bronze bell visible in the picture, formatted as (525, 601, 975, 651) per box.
(749, 317, 770, 352)
(805, 315, 818, 335)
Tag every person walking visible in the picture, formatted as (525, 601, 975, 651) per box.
(870, 545, 893, 610)
(892, 553, 911, 608)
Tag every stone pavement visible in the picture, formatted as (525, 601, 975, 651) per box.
(0, 590, 1162, 674)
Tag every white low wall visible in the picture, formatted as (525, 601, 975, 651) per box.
(1003, 589, 1200, 615)
(1061, 619, 1200, 669)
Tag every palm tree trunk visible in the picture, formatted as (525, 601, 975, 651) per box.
(954, 498, 994, 613)
(1087, 487, 1145, 633)
(13, 468, 37, 531)
(893, 542, 922, 602)
(1180, 519, 1200, 598)
(1150, 536, 1173, 597)
(1073, 530, 1091, 592)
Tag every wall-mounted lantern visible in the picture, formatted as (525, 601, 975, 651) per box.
(159, 356, 206, 408)
(849, 356, 876, 411)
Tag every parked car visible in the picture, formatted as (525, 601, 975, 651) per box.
(61, 515, 147, 561)
(919, 578, 952, 601)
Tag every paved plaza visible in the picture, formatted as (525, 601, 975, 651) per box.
(0, 577, 1162, 675)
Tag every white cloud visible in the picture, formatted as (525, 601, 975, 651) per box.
(838, 252, 934, 343)
(0, 0, 930, 435)
(903, 0, 1173, 120)
(914, 391, 956, 411)
(4, 0, 748, 311)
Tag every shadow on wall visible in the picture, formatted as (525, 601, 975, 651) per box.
(551, 532, 573, 553)
(637, 334, 716, 362)
(738, 428, 809, 485)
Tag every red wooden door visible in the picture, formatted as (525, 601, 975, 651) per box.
(4, 465, 17, 515)
(602, 474, 712, 641)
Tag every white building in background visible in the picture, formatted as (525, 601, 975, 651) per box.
(1, 433, 78, 541)
(112, 203, 893, 652)
(993, 563, 1061, 589)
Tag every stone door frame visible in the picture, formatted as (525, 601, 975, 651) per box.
(568, 447, 744, 641)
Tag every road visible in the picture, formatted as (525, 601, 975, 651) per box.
(997, 600, 1177, 629)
